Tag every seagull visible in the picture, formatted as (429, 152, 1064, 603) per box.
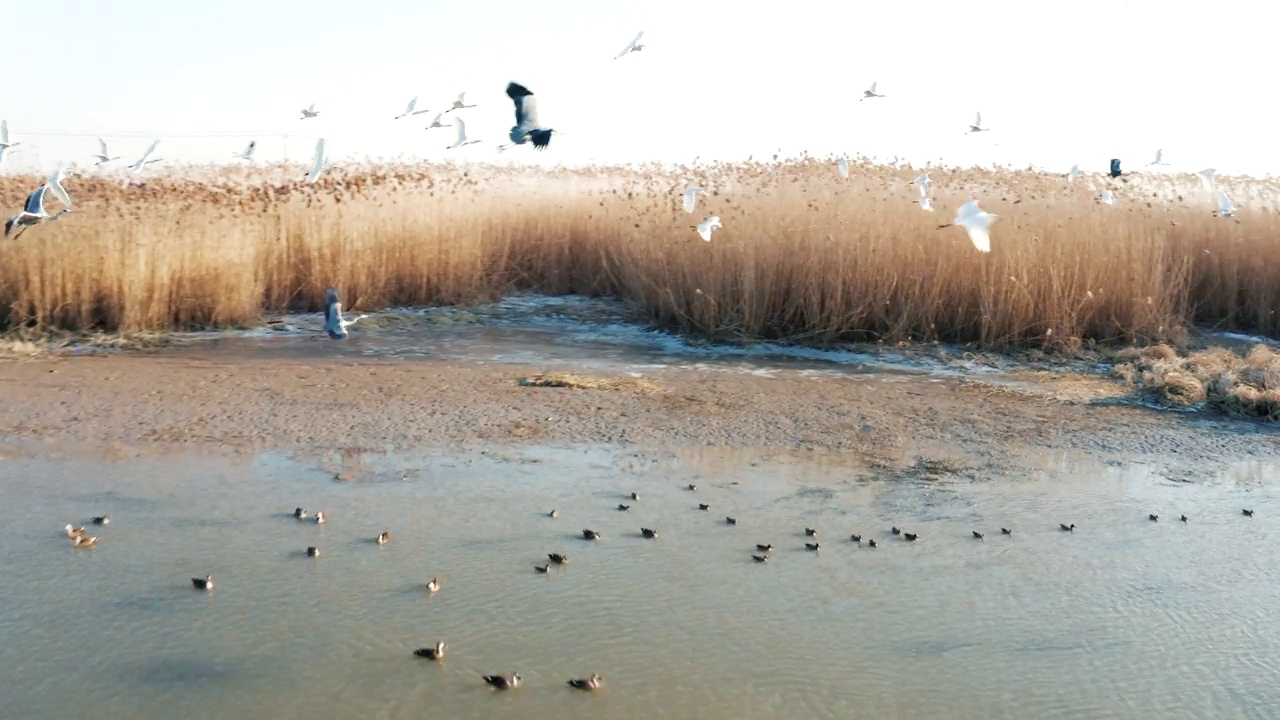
(615, 31, 645, 59)
(5, 184, 74, 240)
(395, 97, 429, 119)
(1067, 164, 1080, 183)
(837, 157, 850, 178)
(1216, 191, 1237, 217)
(967, 112, 989, 133)
(425, 113, 451, 130)
(682, 186, 705, 214)
(93, 138, 120, 165)
(323, 287, 367, 340)
(1149, 149, 1168, 166)
(233, 140, 256, 161)
(1100, 190, 1114, 205)
(1197, 168, 1216, 193)
(506, 82, 555, 150)
(0, 120, 20, 163)
(446, 117, 480, 149)
(914, 173, 931, 197)
(126, 140, 162, 174)
(693, 215, 721, 242)
(300, 103, 319, 119)
(445, 92, 476, 113)
(938, 199, 996, 253)
(861, 82, 884, 101)
(306, 138, 326, 184)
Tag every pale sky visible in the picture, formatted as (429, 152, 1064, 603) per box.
(1, 0, 1276, 176)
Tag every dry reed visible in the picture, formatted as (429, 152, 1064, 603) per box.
(2, 158, 1279, 348)
(1113, 343, 1280, 419)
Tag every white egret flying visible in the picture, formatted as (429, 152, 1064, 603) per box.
(967, 113, 988, 133)
(445, 92, 476, 113)
(682, 187, 705, 214)
(837, 157, 850, 178)
(93, 138, 120, 165)
(861, 82, 884, 101)
(1216, 191, 1237, 217)
(425, 113, 451, 130)
(615, 31, 645, 59)
(1148, 149, 1168, 166)
(446, 117, 480, 149)
(306, 138, 326, 184)
(323, 287, 367, 340)
(1197, 168, 1216, 193)
(0, 120, 19, 163)
(5, 183, 74, 240)
(914, 173, 931, 197)
(233, 140, 257, 161)
(938, 199, 996, 253)
(506, 82, 555, 150)
(395, 97, 429, 120)
(301, 104, 320, 119)
(126, 140, 162, 174)
(693, 215, 721, 242)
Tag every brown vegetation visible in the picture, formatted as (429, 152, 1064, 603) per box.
(1113, 343, 1280, 419)
(1, 159, 1278, 347)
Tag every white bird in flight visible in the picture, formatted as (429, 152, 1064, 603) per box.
(300, 104, 320, 120)
(446, 117, 481, 149)
(1148, 149, 1168, 166)
(1067, 164, 1080, 183)
(914, 173, 931, 198)
(445, 92, 477, 113)
(682, 187, 705, 214)
(93, 138, 120, 165)
(1216, 191, 1236, 217)
(0, 120, 20, 163)
(425, 113, 451, 130)
(837, 157, 850, 178)
(323, 287, 367, 340)
(395, 97, 429, 120)
(506, 82, 556, 150)
(126, 140, 162, 174)
(939, 199, 996, 253)
(4, 181, 74, 240)
(967, 113, 989, 133)
(1099, 190, 1114, 205)
(233, 140, 257, 161)
(1197, 168, 1216, 193)
(615, 31, 645, 59)
(306, 138, 326, 184)
(861, 82, 884, 101)
(693, 215, 721, 242)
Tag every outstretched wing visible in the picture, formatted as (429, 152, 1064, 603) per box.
(0, 120, 7, 144)
(324, 288, 340, 326)
(24, 186, 47, 215)
(506, 82, 537, 130)
(454, 117, 468, 145)
(98, 137, 108, 156)
(973, 112, 982, 127)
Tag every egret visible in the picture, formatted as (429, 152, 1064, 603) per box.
(4, 184, 74, 240)
(93, 138, 120, 165)
(300, 104, 320, 119)
(693, 215, 721, 242)
(861, 82, 884, 101)
(323, 287, 367, 339)
(233, 140, 257, 161)
(918, 196, 934, 212)
(425, 113, 451, 130)
(937, 199, 996, 253)
(1149, 148, 1168, 166)
(682, 187, 705, 214)
(1197, 168, 1216, 193)
(837, 157, 850, 178)
(914, 173, 931, 197)
(506, 82, 555, 150)
(306, 138, 326, 184)
(446, 117, 481, 149)
(1067, 164, 1080, 183)
(1100, 190, 1114, 205)
(395, 97, 428, 119)
(0, 120, 19, 163)
(615, 31, 645, 59)
(445, 92, 477, 113)
(126, 140, 162, 174)
(967, 113, 988, 133)
(1216, 190, 1237, 217)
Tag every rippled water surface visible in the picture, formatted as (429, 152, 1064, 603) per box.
(2, 446, 1279, 718)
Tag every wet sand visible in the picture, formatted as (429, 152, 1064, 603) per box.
(0, 353, 1275, 474)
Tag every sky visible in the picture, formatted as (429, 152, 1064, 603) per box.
(1, 0, 1277, 176)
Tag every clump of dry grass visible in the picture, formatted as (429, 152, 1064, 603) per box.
(2, 159, 1279, 347)
(1113, 343, 1280, 419)
(516, 372, 662, 394)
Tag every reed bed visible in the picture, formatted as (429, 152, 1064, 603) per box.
(2, 158, 1279, 348)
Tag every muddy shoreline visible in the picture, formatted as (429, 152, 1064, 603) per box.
(0, 352, 1275, 477)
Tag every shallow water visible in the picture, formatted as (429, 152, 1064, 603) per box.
(3, 445, 1279, 719)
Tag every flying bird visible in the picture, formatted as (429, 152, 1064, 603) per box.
(938, 199, 996, 253)
(506, 82, 555, 150)
(914, 173, 931, 197)
(126, 140, 162, 174)
(395, 97, 428, 119)
(0, 120, 20, 163)
(1148, 149, 1168, 166)
(837, 157, 850, 178)
(323, 287, 367, 340)
(93, 138, 120, 165)
(1197, 168, 1216, 193)
(446, 117, 481, 149)
(300, 104, 319, 119)
(425, 113, 451, 130)
(306, 138, 326, 184)
(445, 92, 476, 113)
(233, 140, 257, 161)
(861, 82, 884, 101)
(5, 183, 74, 240)
(967, 113, 988, 133)
(682, 186, 705, 214)
(615, 31, 645, 59)
(693, 215, 721, 242)
(1216, 190, 1237, 217)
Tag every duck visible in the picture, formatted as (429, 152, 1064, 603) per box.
(630, 492, 640, 501)
(1148, 514, 1159, 522)
(756, 543, 773, 552)
(1243, 509, 1254, 517)
(306, 546, 320, 557)
(414, 641, 446, 660)
(64, 524, 87, 538)
(752, 554, 769, 563)
(548, 509, 558, 518)
(376, 532, 391, 544)
(804, 528, 818, 537)
(641, 528, 658, 539)
(192, 575, 214, 590)
(534, 564, 551, 573)
(804, 542, 820, 551)
(482, 673, 522, 690)
(725, 516, 737, 525)
(425, 577, 440, 593)
(617, 504, 631, 511)
(891, 527, 901, 535)
(548, 553, 569, 565)
(687, 484, 697, 491)
(91, 515, 110, 526)
(698, 503, 710, 511)
(1059, 523, 1076, 532)
(867, 539, 877, 548)
(903, 533, 919, 542)
(1179, 514, 1188, 523)
(294, 508, 308, 519)
(1001, 528, 1012, 535)
(567, 673, 603, 691)
(314, 511, 327, 524)
(582, 529, 602, 540)
(850, 534, 862, 543)
(72, 535, 99, 548)
(972, 531, 984, 540)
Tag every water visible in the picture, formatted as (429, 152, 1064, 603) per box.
(3, 445, 1279, 719)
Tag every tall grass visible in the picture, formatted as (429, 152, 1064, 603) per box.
(2, 158, 1278, 348)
